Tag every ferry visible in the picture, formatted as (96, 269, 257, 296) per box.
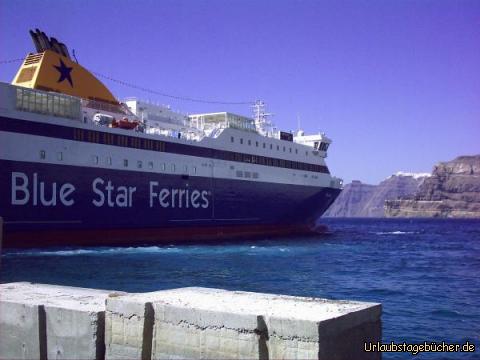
(0, 29, 342, 247)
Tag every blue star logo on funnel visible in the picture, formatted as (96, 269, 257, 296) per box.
(53, 59, 73, 87)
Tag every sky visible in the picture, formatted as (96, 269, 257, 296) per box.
(0, 0, 479, 184)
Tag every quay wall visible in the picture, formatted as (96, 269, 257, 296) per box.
(0, 282, 382, 360)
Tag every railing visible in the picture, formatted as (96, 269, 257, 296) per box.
(81, 98, 128, 115)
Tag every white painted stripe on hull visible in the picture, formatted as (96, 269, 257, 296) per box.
(0, 130, 336, 187)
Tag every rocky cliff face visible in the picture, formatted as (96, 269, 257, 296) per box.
(385, 155, 480, 218)
(323, 174, 426, 217)
(323, 181, 376, 217)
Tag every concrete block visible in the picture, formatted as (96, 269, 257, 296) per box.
(105, 292, 161, 360)
(246, 292, 382, 360)
(45, 306, 104, 360)
(147, 287, 381, 360)
(0, 282, 120, 360)
(1, 283, 381, 360)
(0, 297, 46, 360)
(152, 303, 260, 359)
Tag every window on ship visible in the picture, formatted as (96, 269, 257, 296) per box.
(16, 87, 80, 120)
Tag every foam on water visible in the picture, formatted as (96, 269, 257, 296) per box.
(3, 242, 298, 258)
(3, 246, 184, 257)
(374, 230, 418, 235)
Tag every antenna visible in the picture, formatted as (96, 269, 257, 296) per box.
(252, 100, 274, 136)
(72, 49, 79, 63)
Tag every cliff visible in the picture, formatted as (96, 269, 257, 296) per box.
(323, 181, 376, 217)
(323, 174, 426, 217)
(385, 155, 480, 218)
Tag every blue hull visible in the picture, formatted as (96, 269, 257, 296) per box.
(0, 159, 340, 247)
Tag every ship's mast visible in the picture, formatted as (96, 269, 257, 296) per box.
(252, 100, 274, 137)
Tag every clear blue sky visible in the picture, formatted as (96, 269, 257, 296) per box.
(1, 0, 479, 183)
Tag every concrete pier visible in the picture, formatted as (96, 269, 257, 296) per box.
(0, 282, 381, 360)
(0, 282, 124, 360)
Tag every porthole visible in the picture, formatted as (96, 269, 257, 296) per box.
(124, 159, 128, 167)
(40, 150, 46, 159)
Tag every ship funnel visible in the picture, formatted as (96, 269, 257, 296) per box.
(29, 30, 42, 53)
(13, 30, 118, 104)
(29, 28, 71, 60)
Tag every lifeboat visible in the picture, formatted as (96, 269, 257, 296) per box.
(111, 117, 139, 130)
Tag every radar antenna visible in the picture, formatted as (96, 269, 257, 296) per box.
(252, 100, 274, 137)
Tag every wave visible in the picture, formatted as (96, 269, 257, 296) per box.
(430, 309, 464, 319)
(374, 230, 418, 235)
(2, 246, 184, 257)
(3, 243, 294, 258)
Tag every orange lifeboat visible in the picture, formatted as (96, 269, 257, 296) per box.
(111, 117, 139, 130)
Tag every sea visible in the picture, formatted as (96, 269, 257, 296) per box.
(1, 218, 479, 359)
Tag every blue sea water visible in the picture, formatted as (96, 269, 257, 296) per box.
(1, 218, 479, 359)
